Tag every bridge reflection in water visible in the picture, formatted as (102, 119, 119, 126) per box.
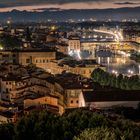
(80, 42, 140, 75)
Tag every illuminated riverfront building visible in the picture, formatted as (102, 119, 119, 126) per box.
(68, 36, 81, 59)
(68, 36, 81, 51)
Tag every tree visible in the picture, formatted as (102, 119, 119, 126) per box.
(74, 125, 140, 140)
(116, 74, 123, 88)
(0, 109, 140, 140)
(0, 123, 14, 140)
(0, 34, 22, 49)
(26, 27, 32, 42)
(73, 127, 117, 140)
(91, 68, 140, 90)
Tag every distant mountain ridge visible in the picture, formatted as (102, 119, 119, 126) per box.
(0, 7, 140, 22)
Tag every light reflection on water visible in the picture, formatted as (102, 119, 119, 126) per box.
(96, 53, 140, 75)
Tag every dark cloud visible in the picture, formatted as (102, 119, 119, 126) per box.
(0, 0, 140, 8)
(114, 1, 140, 5)
(0, 0, 109, 7)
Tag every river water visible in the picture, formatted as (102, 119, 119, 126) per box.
(95, 50, 140, 75)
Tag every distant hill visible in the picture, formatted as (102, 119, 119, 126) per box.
(0, 7, 140, 22)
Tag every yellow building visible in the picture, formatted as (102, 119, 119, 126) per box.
(0, 49, 56, 70)
(24, 95, 58, 108)
(135, 37, 140, 43)
(24, 95, 64, 114)
(68, 36, 81, 51)
(55, 73, 94, 109)
(47, 60, 106, 78)
(18, 50, 56, 70)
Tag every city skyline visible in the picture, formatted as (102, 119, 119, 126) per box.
(0, 1, 140, 138)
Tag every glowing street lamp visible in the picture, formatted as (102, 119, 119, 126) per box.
(0, 44, 3, 50)
(130, 70, 134, 75)
(51, 26, 56, 31)
(115, 71, 118, 75)
(128, 69, 134, 75)
(112, 70, 115, 73)
(128, 69, 131, 73)
(112, 70, 118, 75)
(7, 20, 11, 25)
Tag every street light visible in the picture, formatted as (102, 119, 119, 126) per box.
(51, 26, 56, 30)
(7, 20, 10, 24)
(112, 70, 118, 75)
(0, 44, 3, 50)
(130, 70, 134, 75)
(115, 71, 118, 75)
(112, 70, 115, 73)
(128, 69, 131, 73)
(128, 69, 134, 75)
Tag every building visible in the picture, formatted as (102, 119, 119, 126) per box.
(47, 59, 106, 78)
(79, 90, 140, 109)
(24, 95, 60, 114)
(0, 111, 16, 124)
(0, 49, 56, 70)
(135, 37, 140, 43)
(68, 36, 81, 52)
(18, 50, 56, 70)
(56, 43, 68, 55)
(0, 63, 65, 115)
(55, 73, 94, 108)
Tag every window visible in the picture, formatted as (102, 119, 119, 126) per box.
(13, 59, 16, 63)
(13, 54, 16, 57)
(36, 60, 38, 63)
(76, 100, 79, 104)
(26, 59, 30, 63)
(6, 88, 8, 93)
(71, 100, 73, 104)
(3, 54, 9, 57)
(43, 59, 45, 63)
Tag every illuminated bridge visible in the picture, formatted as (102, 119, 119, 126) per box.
(69, 28, 140, 59)
(93, 29, 124, 42)
(81, 41, 136, 52)
(80, 28, 124, 42)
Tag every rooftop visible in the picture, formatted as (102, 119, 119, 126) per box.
(55, 73, 94, 90)
(58, 59, 100, 68)
(0, 48, 56, 53)
(83, 90, 140, 102)
(0, 111, 14, 118)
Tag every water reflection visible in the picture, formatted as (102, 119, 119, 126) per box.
(95, 50, 140, 75)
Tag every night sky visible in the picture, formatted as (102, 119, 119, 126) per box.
(0, 0, 140, 12)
